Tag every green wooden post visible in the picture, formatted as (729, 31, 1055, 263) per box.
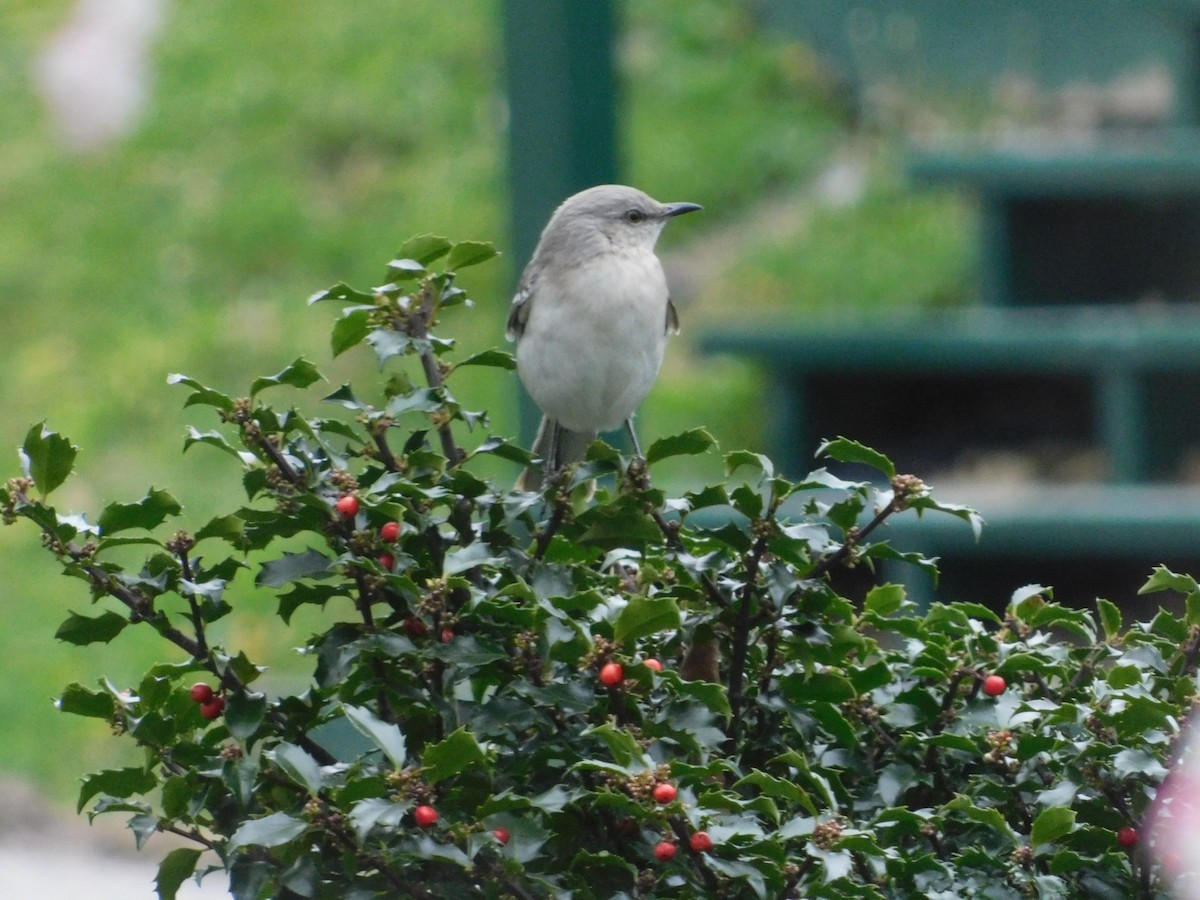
(1097, 366, 1146, 482)
(501, 0, 619, 445)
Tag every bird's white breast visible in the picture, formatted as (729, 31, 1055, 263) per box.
(516, 249, 670, 433)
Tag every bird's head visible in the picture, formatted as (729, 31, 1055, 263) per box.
(542, 184, 702, 259)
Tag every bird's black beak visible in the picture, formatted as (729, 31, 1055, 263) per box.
(663, 202, 703, 218)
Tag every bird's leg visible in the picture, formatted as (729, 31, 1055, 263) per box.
(622, 417, 653, 491)
(546, 419, 564, 479)
(623, 418, 644, 461)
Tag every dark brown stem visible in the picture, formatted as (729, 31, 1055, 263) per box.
(325, 818, 418, 895)
(160, 823, 217, 850)
(726, 529, 772, 748)
(403, 282, 465, 467)
(178, 546, 210, 658)
(254, 434, 302, 487)
(372, 426, 402, 473)
(533, 495, 568, 561)
(1180, 626, 1200, 679)
(808, 495, 902, 580)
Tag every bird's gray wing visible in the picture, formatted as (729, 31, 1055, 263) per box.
(505, 265, 539, 341)
(665, 298, 680, 335)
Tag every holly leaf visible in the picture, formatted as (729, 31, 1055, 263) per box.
(20, 423, 77, 497)
(1097, 597, 1123, 642)
(55, 610, 128, 646)
(77, 767, 157, 813)
(155, 848, 202, 900)
(646, 428, 716, 465)
(98, 487, 182, 535)
(257, 548, 332, 587)
(395, 234, 453, 266)
(250, 358, 323, 396)
(167, 374, 235, 413)
(422, 727, 487, 784)
(57, 682, 116, 719)
(446, 240, 498, 270)
(614, 595, 681, 645)
(331, 308, 373, 357)
(274, 742, 325, 795)
(342, 704, 407, 767)
(1031, 807, 1076, 846)
(817, 437, 896, 479)
(229, 812, 308, 851)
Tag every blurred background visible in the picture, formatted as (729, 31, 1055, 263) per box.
(4, 0, 1199, 866)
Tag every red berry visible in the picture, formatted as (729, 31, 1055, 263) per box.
(380, 521, 402, 542)
(189, 682, 214, 704)
(378, 553, 395, 571)
(654, 840, 676, 861)
(335, 495, 359, 518)
(1117, 826, 1138, 848)
(652, 782, 677, 804)
(599, 662, 624, 686)
(492, 827, 510, 846)
(199, 695, 225, 720)
(982, 674, 1007, 697)
(440, 628, 455, 644)
(402, 617, 428, 638)
(689, 831, 713, 853)
(414, 805, 438, 828)
(644, 658, 664, 672)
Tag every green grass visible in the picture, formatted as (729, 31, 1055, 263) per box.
(0, 0, 970, 802)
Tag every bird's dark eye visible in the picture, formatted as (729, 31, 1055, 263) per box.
(623, 208, 645, 224)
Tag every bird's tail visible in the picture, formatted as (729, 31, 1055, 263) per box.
(517, 417, 597, 491)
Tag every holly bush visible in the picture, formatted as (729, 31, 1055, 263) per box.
(2, 238, 1193, 898)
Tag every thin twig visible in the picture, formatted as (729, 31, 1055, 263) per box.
(808, 495, 901, 580)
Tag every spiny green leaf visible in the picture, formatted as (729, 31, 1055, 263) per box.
(817, 437, 896, 479)
(581, 722, 645, 769)
(194, 513, 246, 547)
(395, 234, 453, 266)
(273, 742, 324, 795)
(225, 691, 267, 742)
(1140, 565, 1200, 596)
(1097, 597, 1123, 641)
(307, 281, 376, 304)
(724, 449, 773, 478)
(443, 541, 499, 576)
(423, 727, 487, 784)
(445, 240, 498, 270)
(229, 812, 308, 852)
(451, 348, 516, 371)
(166, 373, 235, 413)
(342, 704, 407, 767)
(1031, 806, 1076, 846)
(250, 357, 323, 396)
(331, 308, 373, 357)
(348, 798, 409, 842)
(56, 610, 128, 646)
(256, 548, 332, 587)
(57, 682, 116, 719)
(155, 847, 202, 900)
(20, 422, 77, 497)
(182, 427, 241, 460)
(98, 487, 182, 535)
(77, 767, 157, 813)
(646, 428, 716, 465)
(614, 595, 681, 645)
(864, 584, 905, 617)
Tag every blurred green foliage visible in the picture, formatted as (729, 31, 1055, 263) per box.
(0, 0, 969, 800)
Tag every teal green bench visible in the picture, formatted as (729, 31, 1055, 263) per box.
(700, 305, 1200, 483)
(910, 133, 1200, 307)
